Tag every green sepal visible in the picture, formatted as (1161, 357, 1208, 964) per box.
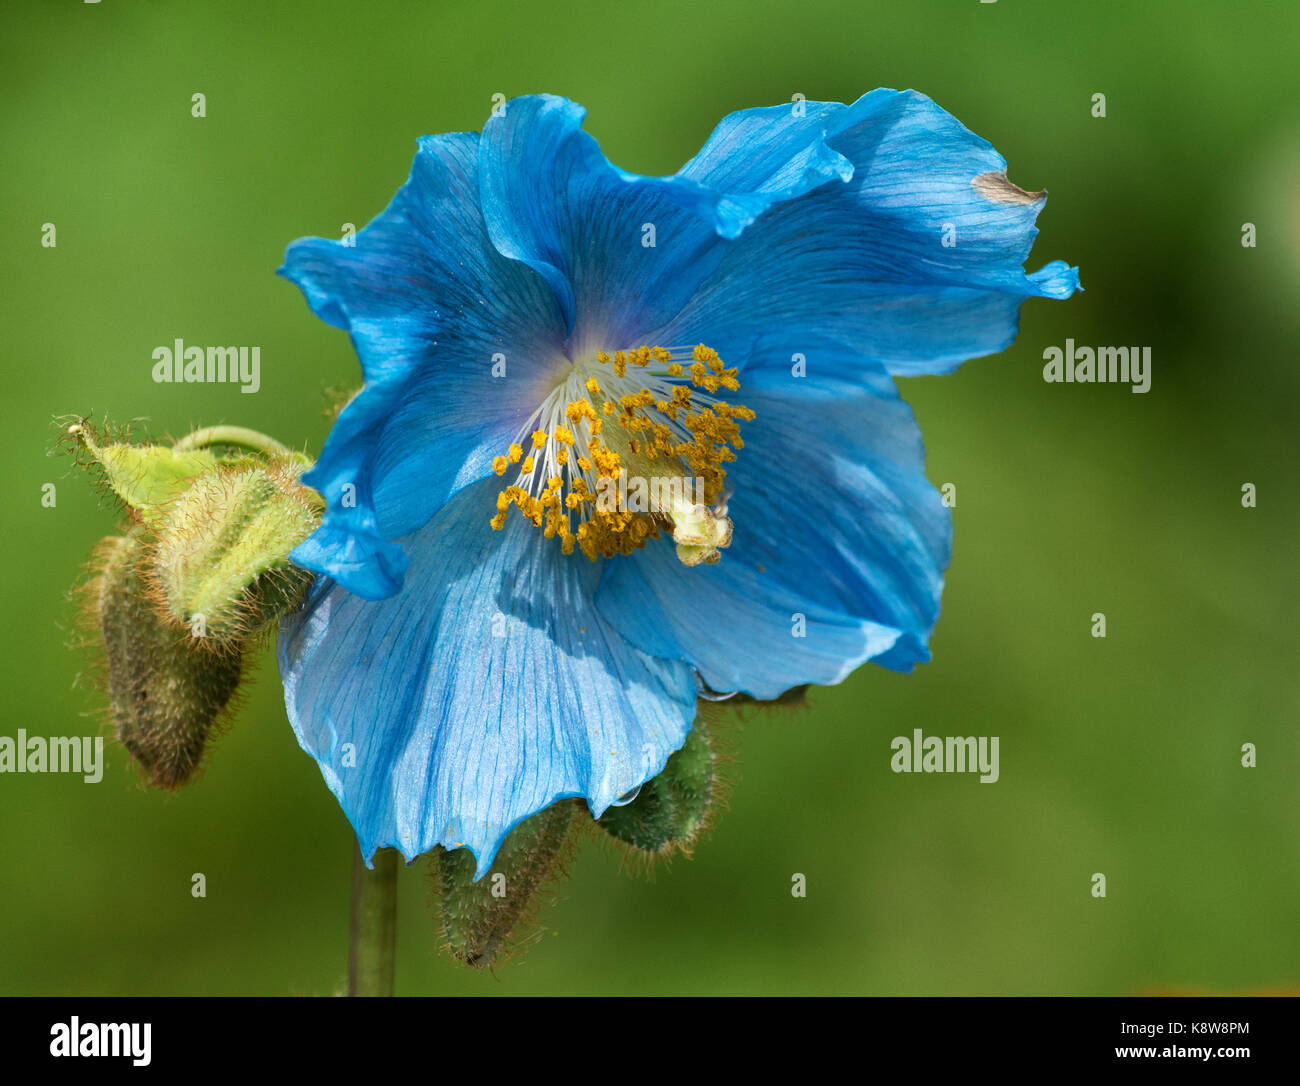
(91, 530, 242, 789)
(433, 800, 574, 969)
(597, 721, 714, 855)
(71, 423, 218, 529)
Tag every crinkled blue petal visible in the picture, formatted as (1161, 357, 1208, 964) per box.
(280, 131, 569, 599)
(650, 88, 1079, 378)
(675, 98, 860, 234)
(476, 94, 859, 358)
(597, 350, 951, 699)
(278, 477, 699, 878)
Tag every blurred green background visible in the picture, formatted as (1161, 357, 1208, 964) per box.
(2, 0, 1297, 995)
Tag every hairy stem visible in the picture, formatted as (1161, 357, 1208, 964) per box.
(173, 425, 295, 459)
(348, 845, 398, 997)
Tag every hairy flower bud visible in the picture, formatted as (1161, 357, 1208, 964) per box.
(90, 531, 242, 789)
(433, 799, 575, 968)
(597, 722, 714, 855)
(69, 419, 322, 786)
(150, 461, 318, 646)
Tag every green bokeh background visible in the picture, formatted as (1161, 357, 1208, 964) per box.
(3, 0, 1297, 995)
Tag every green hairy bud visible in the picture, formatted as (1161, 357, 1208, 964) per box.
(90, 531, 242, 789)
(69, 419, 321, 786)
(433, 799, 575, 969)
(71, 419, 319, 646)
(150, 462, 318, 645)
(597, 721, 715, 855)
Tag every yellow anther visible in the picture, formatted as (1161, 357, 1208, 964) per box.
(489, 343, 751, 563)
(566, 399, 598, 426)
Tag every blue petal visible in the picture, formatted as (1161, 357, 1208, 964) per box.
(596, 352, 951, 700)
(477, 95, 861, 359)
(477, 95, 719, 356)
(280, 131, 569, 598)
(652, 89, 1079, 378)
(278, 477, 698, 878)
(675, 99, 859, 235)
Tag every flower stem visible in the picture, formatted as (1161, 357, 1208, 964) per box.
(348, 845, 398, 997)
(173, 425, 295, 459)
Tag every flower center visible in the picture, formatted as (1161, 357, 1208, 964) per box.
(489, 344, 754, 566)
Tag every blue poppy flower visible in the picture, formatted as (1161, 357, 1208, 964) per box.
(277, 91, 1078, 876)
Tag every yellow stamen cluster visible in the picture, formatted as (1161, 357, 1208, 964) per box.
(489, 344, 753, 563)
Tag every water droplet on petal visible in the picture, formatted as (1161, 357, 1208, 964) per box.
(612, 785, 642, 806)
(697, 675, 738, 701)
